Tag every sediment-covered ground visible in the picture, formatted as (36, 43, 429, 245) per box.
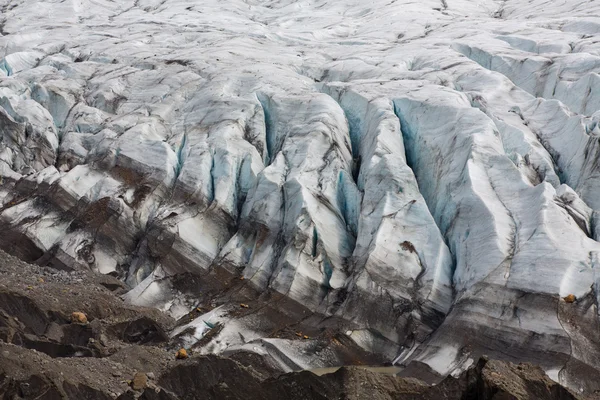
(0, 250, 588, 399)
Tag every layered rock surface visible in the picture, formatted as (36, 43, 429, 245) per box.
(1, 0, 600, 394)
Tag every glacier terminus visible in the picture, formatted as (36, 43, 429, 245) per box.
(1, 0, 600, 394)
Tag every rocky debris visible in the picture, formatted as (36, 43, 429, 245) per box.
(564, 294, 577, 303)
(0, 342, 586, 400)
(474, 357, 579, 400)
(134, 355, 584, 400)
(0, 341, 148, 399)
(108, 317, 169, 345)
(72, 312, 88, 324)
(0, 250, 173, 360)
(0, 249, 589, 399)
(175, 349, 188, 360)
(131, 372, 148, 391)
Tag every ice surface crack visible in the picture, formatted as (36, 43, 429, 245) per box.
(257, 93, 277, 166)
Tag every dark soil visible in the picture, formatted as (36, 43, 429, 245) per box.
(0, 250, 591, 399)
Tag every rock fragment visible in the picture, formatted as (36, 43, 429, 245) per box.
(71, 312, 88, 324)
(131, 372, 147, 391)
(175, 348, 188, 359)
(563, 294, 576, 303)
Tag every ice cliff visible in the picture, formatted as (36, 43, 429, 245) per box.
(1, 0, 600, 393)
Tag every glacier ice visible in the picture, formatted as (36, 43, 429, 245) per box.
(1, 0, 600, 393)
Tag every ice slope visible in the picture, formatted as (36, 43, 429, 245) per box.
(1, 0, 600, 393)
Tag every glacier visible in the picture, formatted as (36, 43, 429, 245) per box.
(1, 0, 600, 394)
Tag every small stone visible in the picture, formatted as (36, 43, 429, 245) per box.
(112, 371, 122, 377)
(563, 294, 576, 303)
(303, 335, 309, 339)
(146, 372, 155, 380)
(240, 303, 249, 308)
(71, 311, 88, 324)
(176, 348, 188, 359)
(131, 372, 147, 391)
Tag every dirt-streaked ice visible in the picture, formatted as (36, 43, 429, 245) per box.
(1, 0, 600, 393)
